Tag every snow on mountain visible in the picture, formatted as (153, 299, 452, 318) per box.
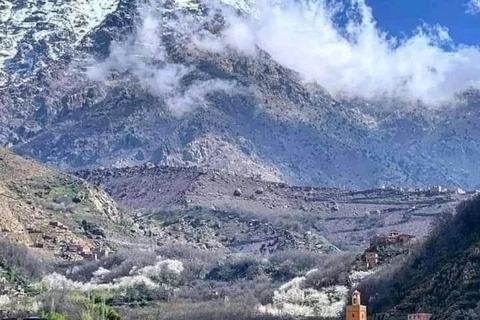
(0, 0, 119, 83)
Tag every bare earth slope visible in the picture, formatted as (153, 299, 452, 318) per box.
(77, 165, 471, 250)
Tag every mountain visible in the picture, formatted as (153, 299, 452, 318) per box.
(1, 0, 480, 189)
(0, 149, 475, 318)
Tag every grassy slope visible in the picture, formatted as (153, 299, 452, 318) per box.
(0, 148, 136, 259)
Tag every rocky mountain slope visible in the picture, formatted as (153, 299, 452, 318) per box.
(76, 165, 471, 250)
(0, 148, 134, 260)
(1, 0, 480, 189)
(361, 196, 480, 320)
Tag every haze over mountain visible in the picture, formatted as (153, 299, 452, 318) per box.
(2, 0, 480, 190)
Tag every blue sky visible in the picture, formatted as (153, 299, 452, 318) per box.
(240, 0, 480, 104)
(366, 0, 480, 46)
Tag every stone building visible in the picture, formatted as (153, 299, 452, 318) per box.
(346, 290, 367, 320)
(365, 252, 378, 269)
(370, 231, 416, 248)
(93, 246, 112, 260)
(407, 313, 432, 320)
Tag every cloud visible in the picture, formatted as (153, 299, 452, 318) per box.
(85, 1, 235, 115)
(196, 0, 480, 105)
(87, 0, 480, 108)
(167, 79, 236, 115)
(466, 0, 480, 14)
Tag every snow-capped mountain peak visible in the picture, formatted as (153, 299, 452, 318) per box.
(0, 0, 119, 76)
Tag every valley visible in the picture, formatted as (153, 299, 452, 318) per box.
(1, 0, 480, 319)
(77, 165, 469, 250)
(0, 150, 476, 320)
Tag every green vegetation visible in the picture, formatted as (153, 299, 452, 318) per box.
(41, 311, 67, 320)
(358, 196, 480, 320)
(47, 184, 81, 201)
(38, 292, 123, 320)
(0, 236, 45, 281)
(83, 295, 122, 320)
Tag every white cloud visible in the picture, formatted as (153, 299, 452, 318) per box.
(167, 79, 236, 115)
(87, 0, 480, 108)
(85, 1, 235, 115)
(201, 0, 480, 105)
(466, 0, 480, 14)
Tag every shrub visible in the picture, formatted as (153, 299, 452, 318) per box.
(207, 255, 264, 282)
(41, 311, 67, 320)
(0, 236, 45, 280)
(108, 283, 170, 307)
(66, 250, 157, 283)
(303, 252, 356, 289)
(266, 250, 324, 281)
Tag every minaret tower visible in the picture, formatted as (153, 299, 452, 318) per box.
(346, 290, 367, 320)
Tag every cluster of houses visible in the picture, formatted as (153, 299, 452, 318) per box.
(61, 243, 112, 261)
(26, 219, 113, 261)
(365, 231, 416, 269)
(369, 231, 416, 248)
(380, 184, 470, 195)
(352, 230, 432, 319)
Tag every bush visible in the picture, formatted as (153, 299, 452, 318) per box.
(38, 291, 84, 319)
(40, 292, 123, 320)
(207, 255, 263, 282)
(266, 250, 324, 281)
(155, 244, 222, 285)
(109, 283, 170, 307)
(66, 250, 157, 283)
(304, 252, 357, 289)
(41, 311, 67, 320)
(0, 236, 45, 280)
